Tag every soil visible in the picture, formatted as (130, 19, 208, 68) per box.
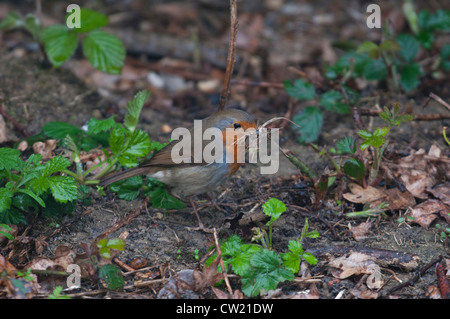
(0, 0, 449, 300)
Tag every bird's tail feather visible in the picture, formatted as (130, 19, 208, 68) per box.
(100, 167, 150, 187)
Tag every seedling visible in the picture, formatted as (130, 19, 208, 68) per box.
(48, 286, 71, 299)
(256, 198, 287, 249)
(280, 218, 319, 274)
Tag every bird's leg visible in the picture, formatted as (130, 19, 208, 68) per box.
(187, 196, 214, 233)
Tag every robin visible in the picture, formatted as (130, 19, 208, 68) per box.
(100, 108, 258, 231)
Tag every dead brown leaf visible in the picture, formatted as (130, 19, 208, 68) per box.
(32, 139, 57, 160)
(350, 221, 373, 242)
(328, 252, 377, 279)
(343, 183, 415, 210)
(407, 199, 450, 229)
(427, 183, 450, 206)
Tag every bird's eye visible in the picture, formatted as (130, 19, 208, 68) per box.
(233, 123, 242, 129)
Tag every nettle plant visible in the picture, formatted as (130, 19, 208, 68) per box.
(207, 198, 319, 297)
(0, 90, 181, 224)
(0, 8, 125, 74)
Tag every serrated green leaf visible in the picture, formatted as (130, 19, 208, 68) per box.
(0, 207, 26, 225)
(0, 148, 21, 170)
(72, 8, 108, 33)
(41, 25, 78, 67)
(302, 252, 318, 265)
(283, 79, 315, 100)
(241, 249, 294, 297)
(48, 176, 78, 203)
(319, 90, 350, 114)
(82, 30, 125, 74)
(0, 188, 14, 213)
(110, 175, 142, 201)
(99, 264, 124, 290)
(418, 9, 450, 32)
(262, 198, 286, 225)
(231, 244, 262, 276)
(306, 230, 320, 239)
(336, 136, 356, 154)
(400, 63, 423, 92)
(148, 187, 185, 210)
(357, 41, 379, 58)
(333, 51, 371, 76)
(44, 156, 71, 176)
(42, 121, 83, 139)
(293, 107, 323, 144)
(362, 58, 387, 80)
(0, 12, 24, 30)
(87, 116, 118, 134)
(124, 90, 151, 132)
(373, 126, 390, 137)
(28, 175, 49, 196)
(357, 129, 372, 139)
(396, 34, 419, 62)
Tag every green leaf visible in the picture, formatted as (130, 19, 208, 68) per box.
(24, 14, 42, 39)
(262, 198, 286, 225)
(362, 58, 388, 80)
(293, 107, 323, 144)
(82, 30, 125, 74)
(396, 34, 419, 62)
(17, 189, 45, 208)
(373, 126, 390, 137)
(416, 30, 434, 50)
(231, 244, 262, 276)
(241, 249, 294, 297)
(343, 158, 366, 180)
(0, 207, 26, 225)
(306, 230, 320, 239)
(106, 238, 125, 251)
(333, 51, 371, 76)
(28, 175, 49, 196)
(48, 176, 78, 203)
(357, 41, 379, 58)
(336, 136, 356, 154)
(44, 156, 71, 176)
(73, 8, 108, 33)
(118, 130, 152, 166)
(148, 187, 185, 210)
(0, 12, 24, 30)
(99, 264, 124, 290)
(357, 129, 372, 139)
(400, 62, 422, 92)
(41, 25, 78, 67)
(440, 44, 450, 71)
(302, 252, 318, 265)
(110, 176, 143, 201)
(283, 79, 315, 100)
(319, 90, 350, 114)
(0, 188, 14, 213)
(379, 40, 401, 53)
(87, 116, 118, 134)
(418, 9, 450, 32)
(124, 90, 151, 132)
(0, 148, 21, 170)
(42, 121, 83, 139)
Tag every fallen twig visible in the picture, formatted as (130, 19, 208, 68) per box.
(356, 108, 450, 120)
(218, 0, 238, 112)
(429, 92, 450, 113)
(385, 255, 443, 296)
(96, 197, 149, 241)
(0, 104, 30, 137)
(213, 227, 233, 297)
